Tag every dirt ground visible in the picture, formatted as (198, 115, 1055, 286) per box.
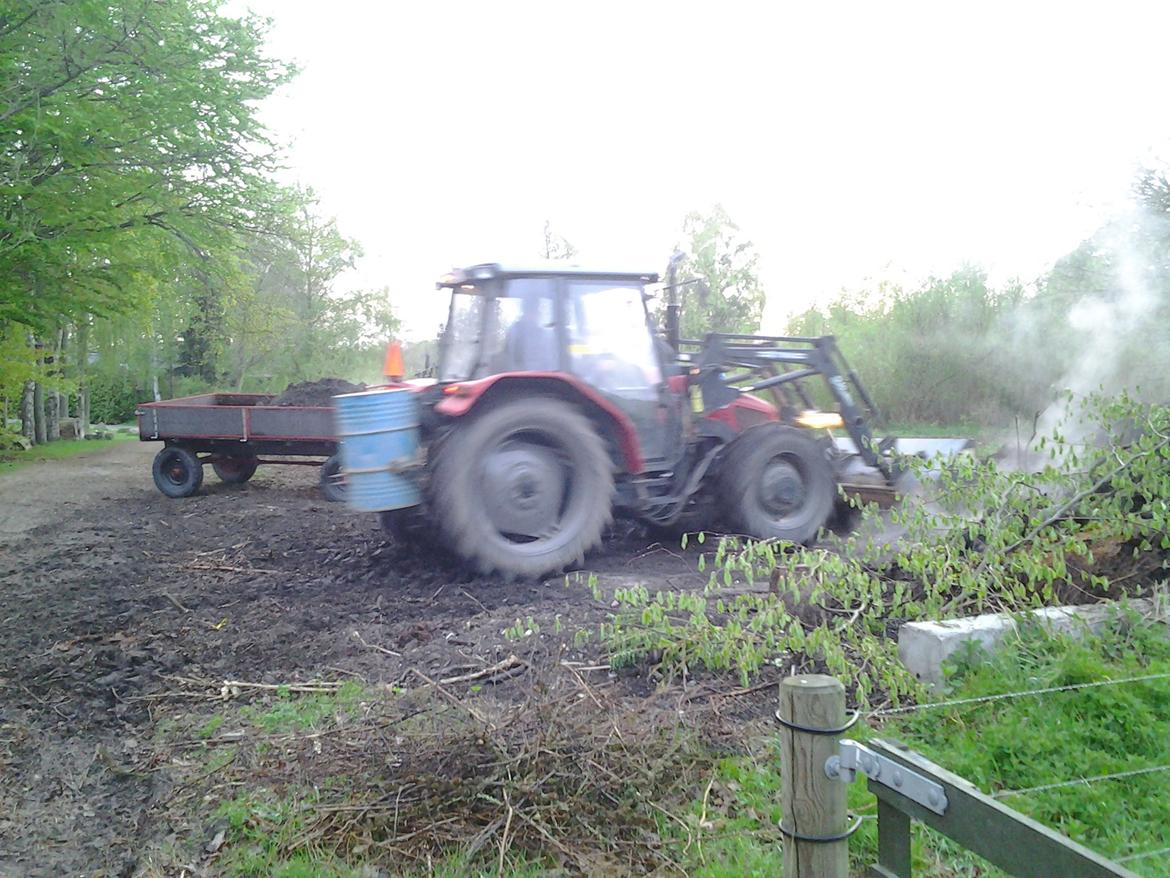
(0, 441, 716, 877)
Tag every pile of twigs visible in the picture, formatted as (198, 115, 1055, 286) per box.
(218, 670, 735, 875)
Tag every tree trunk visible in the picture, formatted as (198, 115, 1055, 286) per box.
(46, 328, 63, 440)
(20, 381, 35, 442)
(30, 334, 47, 445)
(76, 318, 90, 439)
(46, 389, 59, 440)
(58, 327, 70, 421)
(33, 380, 46, 445)
(150, 327, 161, 402)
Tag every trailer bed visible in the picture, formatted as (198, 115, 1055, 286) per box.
(136, 393, 344, 499)
(137, 393, 334, 445)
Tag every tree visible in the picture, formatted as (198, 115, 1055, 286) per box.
(541, 221, 577, 261)
(0, 0, 293, 328)
(661, 205, 765, 339)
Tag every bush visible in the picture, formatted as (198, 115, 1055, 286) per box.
(88, 373, 147, 424)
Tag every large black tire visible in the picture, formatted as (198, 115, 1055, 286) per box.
(379, 507, 434, 545)
(718, 425, 835, 544)
(429, 396, 614, 578)
(152, 446, 204, 498)
(320, 454, 346, 503)
(212, 457, 258, 484)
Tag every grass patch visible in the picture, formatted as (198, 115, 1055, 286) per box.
(883, 420, 995, 440)
(0, 433, 133, 472)
(242, 681, 366, 733)
(216, 790, 358, 878)
(198, 714, 226, 740)
(875, 614, 1170, 876)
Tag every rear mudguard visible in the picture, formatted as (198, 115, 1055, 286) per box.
(432, 372, 645, 474)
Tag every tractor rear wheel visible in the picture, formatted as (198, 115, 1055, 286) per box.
(319, 454, 346, 503)
(718, 425, 835, 544)
(430, 396, 614, 578)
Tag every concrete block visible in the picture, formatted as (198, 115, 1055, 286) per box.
(898, 596, 1168, 687)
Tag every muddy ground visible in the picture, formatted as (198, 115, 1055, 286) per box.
(0, 441, 725, 877)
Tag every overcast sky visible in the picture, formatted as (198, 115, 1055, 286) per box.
(231, 0, 1170, 338)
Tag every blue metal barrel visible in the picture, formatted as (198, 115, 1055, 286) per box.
(332, 388, 422, 512)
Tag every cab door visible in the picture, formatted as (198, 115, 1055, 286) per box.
(563, 279, 683, 467)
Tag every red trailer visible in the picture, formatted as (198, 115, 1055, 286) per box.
(136, 392, 344, 500)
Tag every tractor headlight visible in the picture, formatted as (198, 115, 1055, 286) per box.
(795, 410, 845, 430)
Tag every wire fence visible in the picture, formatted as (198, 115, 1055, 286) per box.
(867, 670, 1170, 718)
(859, 668, 1170, 871)
(991, 763, 1170, 800)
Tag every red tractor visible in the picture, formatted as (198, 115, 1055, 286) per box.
(344, 263, 905, 578)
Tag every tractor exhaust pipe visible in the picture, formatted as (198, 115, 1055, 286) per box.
(664, 250, 685, 352)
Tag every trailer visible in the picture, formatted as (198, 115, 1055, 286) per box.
(136, 392, 345, 500)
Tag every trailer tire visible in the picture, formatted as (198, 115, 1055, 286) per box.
(430, 396, 614, 578)
(152, 446, 204, 498)
(212, 457, 258, 484)
(320, 454, 346, 502)
(718, 425, 835, 544)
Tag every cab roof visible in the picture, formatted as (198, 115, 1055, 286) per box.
(437, 262, 660, 288)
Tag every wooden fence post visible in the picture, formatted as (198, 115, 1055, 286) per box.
(780, 674, 848, 878)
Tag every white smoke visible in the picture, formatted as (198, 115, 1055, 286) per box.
(1035, 207, 1169, 442)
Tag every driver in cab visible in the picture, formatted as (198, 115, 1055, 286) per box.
(504, 294, 559, 372)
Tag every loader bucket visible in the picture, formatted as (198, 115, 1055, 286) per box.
(831, 436, 975, 507)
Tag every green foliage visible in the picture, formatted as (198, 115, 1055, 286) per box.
(592, 394, 1170, 703)
(788, 195, 1170, 429)
(213, 188, 398, 391)
(789, 266, 1044, 425)
(0, 324, 39, 401)
(659, 204, 766, 338)
(0, 0, 293, 327)
(86, 371, 143, 424)
(503, 615, 540, 641)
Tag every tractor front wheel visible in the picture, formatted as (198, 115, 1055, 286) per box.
(718, 425, 835, 544)
(430, 396, 614, 578)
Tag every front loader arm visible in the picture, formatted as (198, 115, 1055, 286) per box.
(687, 333, 892, 479)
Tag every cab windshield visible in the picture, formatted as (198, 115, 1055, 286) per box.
(438, 276, 661, 388)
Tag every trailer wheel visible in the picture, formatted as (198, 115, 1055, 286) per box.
(152, 446, 204, 498)
(430, 396, 614, 578)
(320, 454, 346, 502)
(212, 457, 258, 484)
(718, 426, 835, 544)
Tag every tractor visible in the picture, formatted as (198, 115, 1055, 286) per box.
(337, 262, 909, 578)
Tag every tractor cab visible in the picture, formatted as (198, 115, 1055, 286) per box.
(436, 263, 685, 465)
